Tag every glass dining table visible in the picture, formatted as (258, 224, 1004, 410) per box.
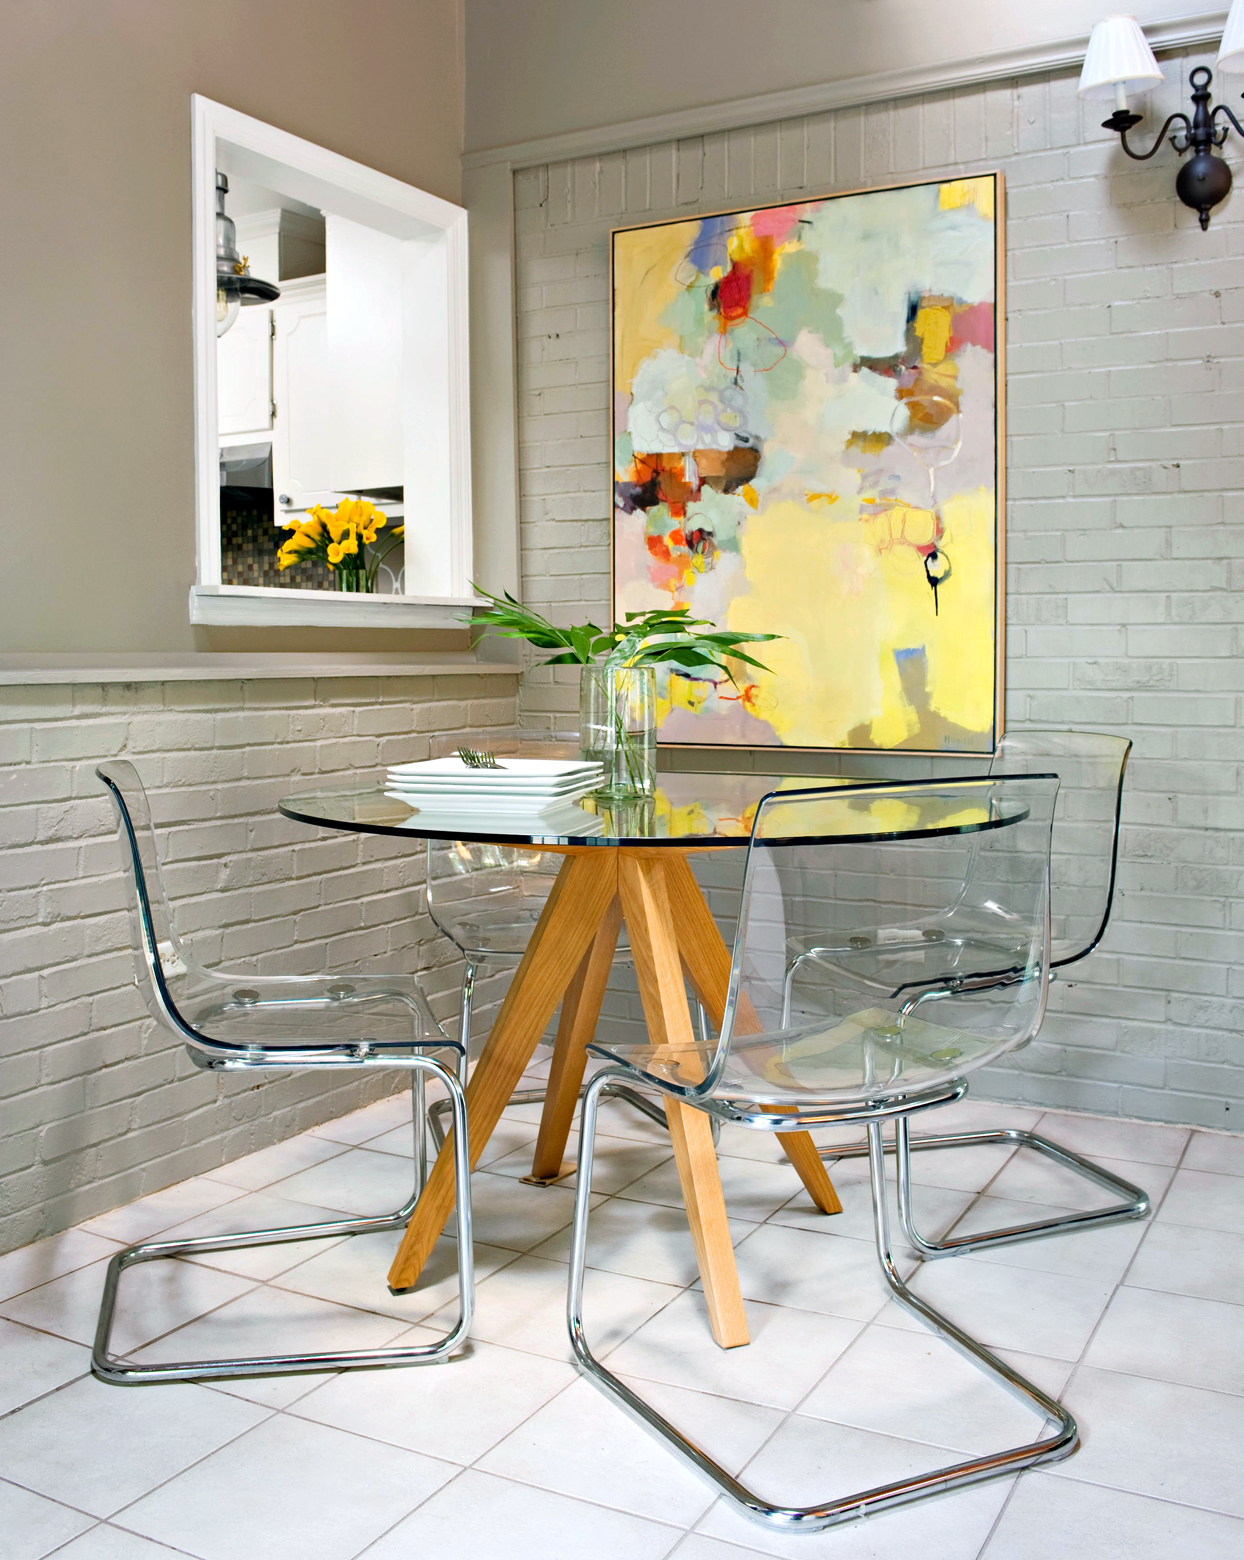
(279, 768, 1016, 1350)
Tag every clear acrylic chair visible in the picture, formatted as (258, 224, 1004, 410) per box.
(568, 776, 1080, 1533)
(814, 730, 1147, 1256)
(94, 759, 473, 1385)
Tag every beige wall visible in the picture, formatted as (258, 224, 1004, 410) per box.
(465, 0, 1220, 151)
(0, 0, 464, 656)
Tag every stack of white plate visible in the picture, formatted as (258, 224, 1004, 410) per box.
(384, 755, 603, 818)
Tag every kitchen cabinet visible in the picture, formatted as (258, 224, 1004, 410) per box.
(270, 276, 339, 515)
(217, 305, 273, 437)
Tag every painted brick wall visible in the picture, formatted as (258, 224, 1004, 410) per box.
(513, 45, 1244, 1132)
(0, 672, 518, 1253)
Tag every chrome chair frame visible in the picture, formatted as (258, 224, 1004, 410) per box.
(569, 1066, 1078, 1534)
(94, 762, 474, 1385)
(813, 731, 1148, 1253)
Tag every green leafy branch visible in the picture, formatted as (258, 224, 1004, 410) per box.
(467, 586, 780, 686)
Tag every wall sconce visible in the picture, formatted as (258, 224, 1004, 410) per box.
(1079, 7, 1244, 229)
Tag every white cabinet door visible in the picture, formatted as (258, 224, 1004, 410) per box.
(217, 306, 273, 435)
(271, 282, 338, 514)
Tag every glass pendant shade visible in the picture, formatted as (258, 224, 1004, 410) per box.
(214, 171, 279, 337)
(1218, 0, 1244, 74)
(1079, 16, 1164, 106)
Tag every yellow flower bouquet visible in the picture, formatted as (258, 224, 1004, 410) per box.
(276, 498, 405, 592)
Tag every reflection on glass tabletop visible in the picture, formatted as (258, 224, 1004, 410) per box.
(279, 771, 1028, 849)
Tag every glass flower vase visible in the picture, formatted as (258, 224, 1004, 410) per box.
(579, 663, 657, 798)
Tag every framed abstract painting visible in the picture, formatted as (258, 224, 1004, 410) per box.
(611, 172, 1004, 754)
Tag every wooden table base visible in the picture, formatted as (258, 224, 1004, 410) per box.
(386, 846, 841, 1349)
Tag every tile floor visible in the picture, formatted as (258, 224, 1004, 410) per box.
(2, 1072, 1242, 1560)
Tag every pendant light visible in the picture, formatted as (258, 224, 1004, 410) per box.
(215, 172, 280, 336)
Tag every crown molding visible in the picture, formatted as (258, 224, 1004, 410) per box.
(462, 10, 1228, 171)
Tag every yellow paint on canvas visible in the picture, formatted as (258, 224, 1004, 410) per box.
(726, 488, 995, 749)
(939, 176, 995, 221)
(613, 220, 698, 391)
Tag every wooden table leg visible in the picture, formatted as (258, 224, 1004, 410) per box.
(618, 853, 750, 1349)
(387, 850, 619, 1293)
(663, 855, 843, 1217)
(525, 895, 623, 1184)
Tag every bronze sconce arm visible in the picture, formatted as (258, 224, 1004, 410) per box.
(1100, 66, 1241, 229)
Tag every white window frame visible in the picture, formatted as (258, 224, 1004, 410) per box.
(190, 95, 474, 627)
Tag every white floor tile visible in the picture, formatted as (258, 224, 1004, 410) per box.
(122, 1414, 456, 1560)
(274, 1225, 513, 1322)
(981, 1471, 1244, 1559)
(153, 1192, 356, 1280)
(1083, 1285, 1244, 1395)
(0, 1230, 122, 1304)
(1051, 1365, 1244, 1516)
(888, 1141, 1018, 1194)
(367, 1112, 535, 1169)
(618, 1153, 808, 1223)
(463, 1170, 587, 1251)
(531, 1194, 756, 1287)
(696, 1414, 1013, 1559)
(129, 1284, 410, 1377)
(202, 1134, 349, 1192)
(1182, 1131, 1244, 1177)
(671, 1537, 774, 1560)
(713, 1125, 790, 1164)
(1032, 1112, 1191, 1168)
(1156, 1167, 1244, 1235)
(984, 1150, 1168, 1216)
(79, 1180, 246, 1245)
(901, 1097, 1043, 1136)
(607, 1291, 862, 1410)
(0, 1477, 94, 1560)
(489, 1131, 674, 1194)
(305, 1091, 416, 1145)
(728, 1224, 898, 1322)
(0, 1316, 90, 1416)
(770, 1175, 977, 1248)
(292, 1336, 575, 1464)
(800, 1324, 1069, 1453)
(479, 1373, 781, 1528)
(1125, 1220, 1244, 1306)
(0, 1256, 254, 1354)
(50, 1528, 193, 1560)
(428, 1253, 678, 1363)
(267, 1147, 416, 1217)
(950, 1195, 1148, 1284)
(880, 1254, 1114, 1362)
(592, 1094, 677, 1146)
(0, 1376, 267, 1517)
(358, 1467, 681, 1560)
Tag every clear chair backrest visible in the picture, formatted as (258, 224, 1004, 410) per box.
(989, 730, 1129, 966)
(97, 760, 191, 1029)
(710, 776, 1059, 1098)
(425, 838, 565, 957)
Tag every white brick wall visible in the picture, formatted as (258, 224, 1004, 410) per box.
(513, 48, 1244, 1132)
(0, 672, 518, 1252)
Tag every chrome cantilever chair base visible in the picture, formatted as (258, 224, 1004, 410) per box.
(819, 1115, 1150, 1256)
(93, 1052, 473, 1386)
(568, 1067, 1079, 1535)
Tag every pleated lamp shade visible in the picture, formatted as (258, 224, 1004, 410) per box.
(1078, 16, 1164, 101)
(1217, 0, 1244, 74)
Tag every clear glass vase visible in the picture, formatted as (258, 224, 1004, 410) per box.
(579, 663, 657, 798)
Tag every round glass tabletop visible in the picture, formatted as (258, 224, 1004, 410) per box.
(279, 771, 1028, 849)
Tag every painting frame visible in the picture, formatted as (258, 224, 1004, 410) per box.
(609, 171, 1006, 758)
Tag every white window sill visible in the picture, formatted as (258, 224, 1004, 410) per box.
(0, 652, 519, 686)
(189, 584, 478, 629)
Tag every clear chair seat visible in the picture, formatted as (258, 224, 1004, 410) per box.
(594, 1005, 1003, 1112)
(170, 967, 454, 1055)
